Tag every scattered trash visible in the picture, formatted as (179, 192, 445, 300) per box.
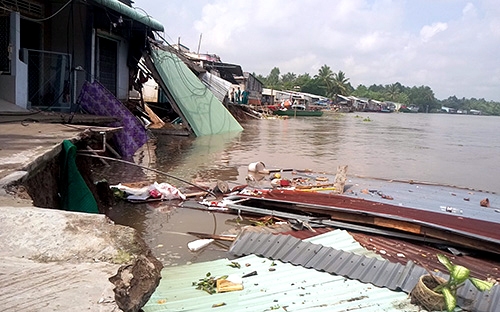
(228, 261, 241, 269)
(216, 275, 243, 293)
(198, 199, 229, 211)
(248, 161, 268, 173)
(242, 271, 257, 278)
(380, 193, 394, 200)
(192, 272, 228, 295)
(188, 239, 214, 252)
(480, 198, 490, 207)
(213, 180, 230, 194)
(440, 206, 463, 214)
(212, 302, 226, 308)
(110, 181, 186, 201)
(447, 247, 468, 256)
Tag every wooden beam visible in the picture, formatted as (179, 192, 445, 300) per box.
(187, 232, 236, 242)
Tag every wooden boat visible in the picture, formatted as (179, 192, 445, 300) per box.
(272, 104, 323, 117)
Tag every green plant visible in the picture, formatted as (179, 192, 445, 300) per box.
(192, 272, 228, 295)
(432, 254, 494, 312)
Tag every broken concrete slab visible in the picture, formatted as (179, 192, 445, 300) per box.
(0, 206, 161, 311)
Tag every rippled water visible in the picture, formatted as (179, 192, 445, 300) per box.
(100, 112, 500, 265)
(154, 112, 500, 192)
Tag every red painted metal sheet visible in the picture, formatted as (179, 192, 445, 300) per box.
(239, 189, 500, 245)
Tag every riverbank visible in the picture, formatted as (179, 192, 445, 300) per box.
(0, 206, 137, 311)
(0, 104, 162, 311)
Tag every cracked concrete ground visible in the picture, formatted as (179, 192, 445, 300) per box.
(0, 101, 151, 311)
(0, 206, 145, 311)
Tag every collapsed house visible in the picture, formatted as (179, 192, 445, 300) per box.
(0, 0, 246, 146)
(142, 169, 500, 312)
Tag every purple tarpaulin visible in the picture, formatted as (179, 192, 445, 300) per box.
(78, 81, 147, 159)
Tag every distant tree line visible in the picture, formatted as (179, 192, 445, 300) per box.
(254, 65, 500, 115)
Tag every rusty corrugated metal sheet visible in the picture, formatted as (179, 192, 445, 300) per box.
(278, 228, 500, 283)
(231, 189, 500, 254)
(350, 231, 500, 283)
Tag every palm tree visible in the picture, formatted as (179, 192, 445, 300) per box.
(331, 71, 350, 96)
(314, 65, 334, 97)
(385, 83, 401, 101)
(267, 67, 281, 89)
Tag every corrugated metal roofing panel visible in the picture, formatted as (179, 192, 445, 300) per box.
(200, 72, 232, 103)
(147, 47, 243, 136)
(229, 231, 500, 312)
(143, 254, 419, 312)
(305, 229, 382, 257)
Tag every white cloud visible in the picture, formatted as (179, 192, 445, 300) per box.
(419, 23, 448, 43)
(462, 2, 477, 19)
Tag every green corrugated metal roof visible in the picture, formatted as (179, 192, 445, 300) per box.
(143, 230, 419, 312)
(92, 0, 164, 31)
(149, 48, 243, 136)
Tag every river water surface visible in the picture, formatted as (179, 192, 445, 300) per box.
(100, 112, 500, 266)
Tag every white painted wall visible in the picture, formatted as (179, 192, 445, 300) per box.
(0, 12, 28, 108)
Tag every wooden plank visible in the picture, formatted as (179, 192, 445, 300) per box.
(374, 217, 422, 234)
(329, 211, 375, 225)
(187, 231, 236, 241)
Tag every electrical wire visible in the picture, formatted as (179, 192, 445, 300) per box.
(77, 153, 216, 196)
(0, 0, 74, 22)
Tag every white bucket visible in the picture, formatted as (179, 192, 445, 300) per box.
(248, 161, 268, 173)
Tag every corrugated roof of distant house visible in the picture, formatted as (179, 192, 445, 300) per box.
(143, 230, 419, 312)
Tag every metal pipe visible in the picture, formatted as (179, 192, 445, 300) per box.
(77, 153, 216, 196)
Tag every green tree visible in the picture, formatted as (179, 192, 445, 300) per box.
(407, 86, 438, 112)
(385, 83, 401, 101)
(254, 73, 267, 86)
(281, 72, 297, 90)
(267, 67, 281, 89)
(314, 65, 334, 97)
(331, 70, 350, 96)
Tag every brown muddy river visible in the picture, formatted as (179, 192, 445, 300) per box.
(94, 112, 500, 266)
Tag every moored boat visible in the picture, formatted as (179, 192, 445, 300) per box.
(272, 104, 323, 117)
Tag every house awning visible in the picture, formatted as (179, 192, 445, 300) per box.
(91, 0, 164, 32)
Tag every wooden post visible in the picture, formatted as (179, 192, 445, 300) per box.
(333, 165, 348, 194)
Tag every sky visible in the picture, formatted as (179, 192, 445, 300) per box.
(133, 0, 500, 101)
